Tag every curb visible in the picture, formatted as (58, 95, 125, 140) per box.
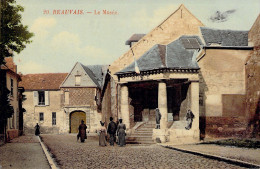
(162, 145, 260, 168)
(37, 136, 59, 169)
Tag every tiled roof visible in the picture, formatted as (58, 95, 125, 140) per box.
(116, 36, 200, 74)
(19, 73, 68, 90)
(200, 27, 248, 47)
(125, 34, 146, 45)
(81, 64, 109, 88)
(1, 57, 17, 72)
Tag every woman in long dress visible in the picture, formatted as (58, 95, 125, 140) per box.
(35, 123, 40, 136)
(117, 119, 126, 147)
(99, 121, 107, 146)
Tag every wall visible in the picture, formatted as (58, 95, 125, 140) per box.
(6, 72, 19, 135)
(61, 63, 97, 87)
(198, 49, 250, 117)
(61, 88, 96, 106)
(23, 90, 64, 134)
(246, 14, 260, 137)
(60, 87, 101, 133)
(198, 49, 251, 138)
(101, 81, 112, 127)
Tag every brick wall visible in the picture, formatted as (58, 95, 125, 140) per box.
(245, 14, 260, 138)
(61, 88, 96, 106)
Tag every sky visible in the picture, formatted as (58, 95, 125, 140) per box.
(13, 0, 260, 74)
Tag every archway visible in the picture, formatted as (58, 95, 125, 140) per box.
(70, 111, 86, 133)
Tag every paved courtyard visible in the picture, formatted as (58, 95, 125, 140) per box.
(41, 134, 247, 169)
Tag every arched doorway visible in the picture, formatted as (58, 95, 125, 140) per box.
(70, 111, 86, 133)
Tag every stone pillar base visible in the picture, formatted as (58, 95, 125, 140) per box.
(152, 129, 168, 143)
(168, 129, 200, 145)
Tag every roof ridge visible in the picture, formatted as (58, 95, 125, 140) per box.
(23, 73, 67, 75)
(200, 27, 249, 32)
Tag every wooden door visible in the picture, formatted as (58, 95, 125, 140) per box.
(70, 111, 86, 133)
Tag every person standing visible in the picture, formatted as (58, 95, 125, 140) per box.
(99, 121, 107, 146)
(107, 117, 117, 146)
(78, 120, 87, 143)
(117, 119, 126, 147)
(35, 123, 40, 136)
(155, 108, 161, 129)
(185, 109, 194, 130)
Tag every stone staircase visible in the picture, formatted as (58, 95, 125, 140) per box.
(127, 121, 155, 144)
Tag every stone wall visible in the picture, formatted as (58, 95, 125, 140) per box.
(23, 90, 65, 134)
(246, 14, 260, 137)
(198, 49, 250, 117)
(101, 81, 112, 126)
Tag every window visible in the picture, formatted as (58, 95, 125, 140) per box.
(52, 112, 56, 125)
(39, 112, 44, 121)
(75, 76, 81, 86)
(10, 78, 13, 96)
(38, 91, 45, 105)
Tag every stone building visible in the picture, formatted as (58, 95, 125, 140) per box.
(0, 57, 22, 141)
(246, 14, 260, 138)
(20, 62, 107, 134)
(101, 4, 255, 144)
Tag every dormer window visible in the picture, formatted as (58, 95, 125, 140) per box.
(75, 75, 81, 86)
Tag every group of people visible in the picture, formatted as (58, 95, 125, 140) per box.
(35, 108, 194, 144)
(77, 117, 126, 147)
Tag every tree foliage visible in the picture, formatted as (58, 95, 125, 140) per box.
(0, 0, 34, 65)
(0, 83, 14, 120)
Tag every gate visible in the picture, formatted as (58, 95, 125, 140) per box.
(70, 111, 86, 133)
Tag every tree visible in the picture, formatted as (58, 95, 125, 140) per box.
(0, 0, 34, 65)
(0, 0, 33, 142)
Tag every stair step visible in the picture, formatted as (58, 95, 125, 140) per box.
(126, 141, 155, 144)
(131, 133, 152, 135)
(127, 142, 154, 145)
(135, 129, 153, 131)
(127, 137, 153, 141)
(129, 135, 152, 138)
(134, 131, 153, 134)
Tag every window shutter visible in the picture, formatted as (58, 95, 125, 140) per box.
(33, 91, 38, 105)
(45, 91, 49, 106)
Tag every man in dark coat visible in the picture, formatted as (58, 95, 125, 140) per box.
(78, 120, 87, 142)
(155, 108, 161, 129)
(107, 117, 117, 146)
(185, 109, 194, 130)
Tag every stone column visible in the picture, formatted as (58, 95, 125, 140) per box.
(120, 85, 130, 130)
(158, 82, 168, 129)
(190, 81, 200, 139)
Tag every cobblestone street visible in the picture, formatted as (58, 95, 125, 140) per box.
(41, 135, 247, 169)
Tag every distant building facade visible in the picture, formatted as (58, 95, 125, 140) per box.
(20, 62, 107, 134)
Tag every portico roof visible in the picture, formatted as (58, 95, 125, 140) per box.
(116, 36, 202, 75)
